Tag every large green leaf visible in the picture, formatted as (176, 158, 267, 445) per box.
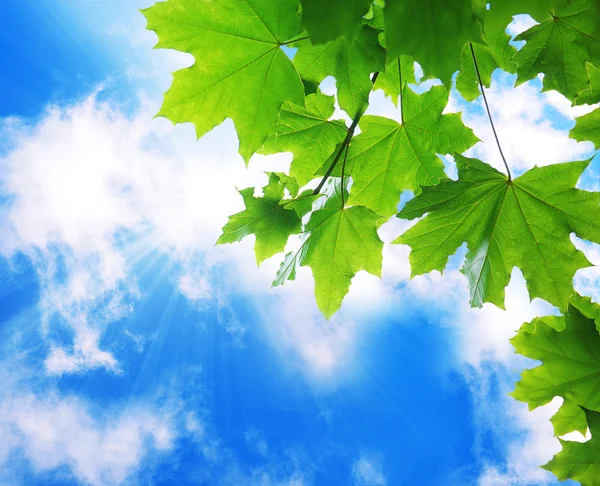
(274, 184, 383, 318)
(217, 173, 302, 264)
(142, 0, 304, 162)
(262, 92, 347, 186)
(512, 295, 600, 411)
(512, 0, 600, 102)
(395, 156, 600, 310)
(295, 25, 386, 118)
(545, 408, 600, 485)
(571, 107, 600, 148)
(384, 0, 484, 84)
(300, 0, 371, 44)
(347, 86, 478, 216)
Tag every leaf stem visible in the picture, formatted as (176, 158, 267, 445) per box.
(313, 72, 380, 195)
(280, 36, 309, 46)
(398, 61, 404, 124)
(469, 43, 512, 181)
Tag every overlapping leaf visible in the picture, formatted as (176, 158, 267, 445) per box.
(551, 399, 588, 437)
(217, 173, 302, 264)
(396, 156, 600, 310)
(512, 295, 600, 411)
(347, 85, 478, 216)
(142, 0, 304, 162)
(262, 93, 347, 186)
(274, 184, 383, 318)
(300, 0, 371, 44)
(576, 63, 600, 105)
(545, 408, 600, 485)
(295, 25, 385, 118)
(512, 0, 600, 102)
(384, 0, 484, 84)
(571, 106, 600, 148)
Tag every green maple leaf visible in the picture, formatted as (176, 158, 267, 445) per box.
(576, 63, 600, 105)
(262, 92, 347, 186)
(544, 407, 600, 485)
(142, 0, 304, 162)
(294, 25, 385, 118)
(217, 173, 301, 264)
(395, 156, 600, 310)
(571, 106, 600, 148)
(384, 0, 484, 84)
(274, 184, 383, 318)
(300, 0, 371, 44)
(511, 295, 600, 411)
(347, 86, 478, 217)
(512, 0, 600, 102)
(551, 399, 588, 437)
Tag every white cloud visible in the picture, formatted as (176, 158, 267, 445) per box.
(462, 75, 596, 176)
(0, 388, 175, 486)
(352, 455, 387, 486)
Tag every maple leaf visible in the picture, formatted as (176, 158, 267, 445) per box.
(347, 85, 478, 216)
(274, 184, 383, 318)
(262, 92, 347, 186)
(142, 0, 304, 162)
(294, 25, 385, 118)
(384, 0, 485, 84)
(551, 399, 588, 437)
(511, 295, 600, 411)
(217, 173, 302, 264)
(395, 156, 600, 310)
(512, 0, 600, 102)
(544, 407, 600, 485)
(300, 0, 371, 44)
(571, 106, 600, 149)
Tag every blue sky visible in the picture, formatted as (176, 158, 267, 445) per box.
(0, 2, 598, 485)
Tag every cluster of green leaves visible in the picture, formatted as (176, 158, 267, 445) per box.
(142, 0, 600, 482)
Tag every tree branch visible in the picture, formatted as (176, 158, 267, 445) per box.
(313, 72, 380, 195)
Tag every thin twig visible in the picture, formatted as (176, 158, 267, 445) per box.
(340, 143, 350, 206)
(313, 72, 380, 195)
(469, 43, 512, 181)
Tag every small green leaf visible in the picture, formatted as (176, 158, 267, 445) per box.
(544, 407, 600, 484)
(142, 0, 304, 162)
(347, 86, 478, 216)
(571, 107, 600, 149)
(295, 25, 385, 118)
(374, 55, 417, 104)
(262, 93, 347, 186)
(396, 156, 600, 310)
(551, 400, 588, 437)
(217, 174, 301, 264)
(384, 0, 484, 84)
(575, 63, 600, 105)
